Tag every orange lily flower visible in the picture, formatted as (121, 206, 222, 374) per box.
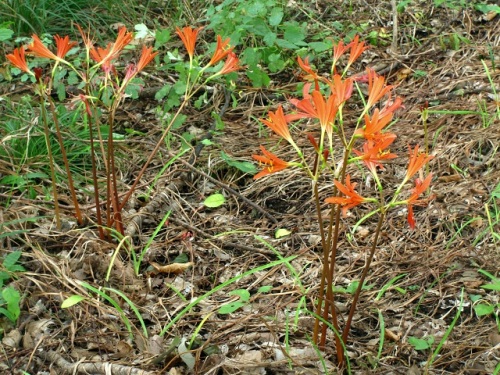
(353, 137, 397, 175)
(90, 27, 133, 70)
(404, 145, 433, 182)
(297, 56, 323, 88)
(325, 175, 369, 216)
(328, 74, 353, 107)
(332, 38, 350, 68)
(28, 34, 58, 60)
(209, 35, 233, 65)
(6, 46, 32, 74)
(379, 96, 403, 117)
(252, 145, 290, 179)
(346, 35, 368, 67)
(290, 90, 339, 143)
(54, 35, 77, 60)
(354, 108, 394, 140)
(259, 105, 298, 149)
(218, 52, 241, 74)
(406, 173, 433, 229)
(123, 45, 158, 84)
(366, 68, 394, 108)
(176, 26, 202, 58)
(28, 34, 77, 62)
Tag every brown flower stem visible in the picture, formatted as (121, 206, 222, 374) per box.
(85, 108, 105, 239)
(321, 148, 351, 362)
(341, 211, 385, 345)
(47, 97, 83, 226)
(106, 106, 124, 235)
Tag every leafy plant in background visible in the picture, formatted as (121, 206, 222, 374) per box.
(205, 0, 333, 87)
(0, 251, 25, 323)
(5, 25, 240, 239)
(250, 36, 433, 365)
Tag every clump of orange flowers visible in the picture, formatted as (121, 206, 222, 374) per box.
(251, 35, 433, 364)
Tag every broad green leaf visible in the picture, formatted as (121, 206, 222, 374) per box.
(408, 336, 432, 350)
(258, 285, 272, 293)
(473, 303, 495, 316)
(308, 41, 333, 52)
(283, 24, 305, 44)
(275, 228, 291, 238)
(481, 283, 500, 291)
(218, 301, 245, 314)
(0, 28, 14, 42)
(2, 286, 20, 322)
(203, 193, 225, 208)
(269, 8, 283, 26)
(3, 251, 22, 270)
(229, 289, 250, 302)
(134, 23, 154, 39)
(221, 151, 257, 174)
(61, 295, 86, 308)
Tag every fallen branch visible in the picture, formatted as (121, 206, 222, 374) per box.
(37, 350, 156, 375)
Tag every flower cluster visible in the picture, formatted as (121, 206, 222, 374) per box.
(252, 36, 433, 229)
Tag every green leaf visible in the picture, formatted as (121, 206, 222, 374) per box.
(263, 32, 277, 47)
(408, 336, 432, 350)
(155, 29, 171, 48)
(275, 228, 291, 238)
(203, 193, 225, 208)
(473, 303, 495, 316)
(269, 8, 283, 26)
(61, 295, 86, 308)
(308, 41, 333, 52)
(481, 283, 500, 291)
(247, 67, 270, 87)
(229, 289, 250, 302)
(0, 28, 14, 42)
(2, 286, 20, 322)
(134, 23, 154, 39)
(3, 251, 22, 270)
(218, 301, 245, 314)
(275, 38, 298, 50)
(257, 285, 272, 293)
(221, 151, 257, 174)
(283, 24, 305, 44)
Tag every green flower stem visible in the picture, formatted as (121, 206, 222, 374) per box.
(38, 90, 61, 229)
(46, 96, 83, 226)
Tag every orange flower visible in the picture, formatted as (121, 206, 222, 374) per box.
(28, 34, 58, 60)
(346, 35, 368, 67)
(218, 52, 241, 74)
(54, 35, 77, 60)
(328, 74, 353, 107)
(406, 173, 433, 229)
(209, 35, 233, 65)
(354, 108, 394, 140)
(325, 175, 369, 216)
(176, 26, 202, 58)
(332, 38, 350, 68)
(6, 46, 32, 74)
(90, 27, 133, 70)
(252, 145, 290, 179)
(136, 45, 158, 72)
(259, 106, 298, 148)
(366, 68, 394, 108)
(353, 137, 397, 175)
(123, 45, 158, 84)
(297, 56, 323, 87)
(404, 145, 433, 182)
(290, 90, 339, 142)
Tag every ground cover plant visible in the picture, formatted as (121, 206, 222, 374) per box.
(0, 0, 499, 374)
